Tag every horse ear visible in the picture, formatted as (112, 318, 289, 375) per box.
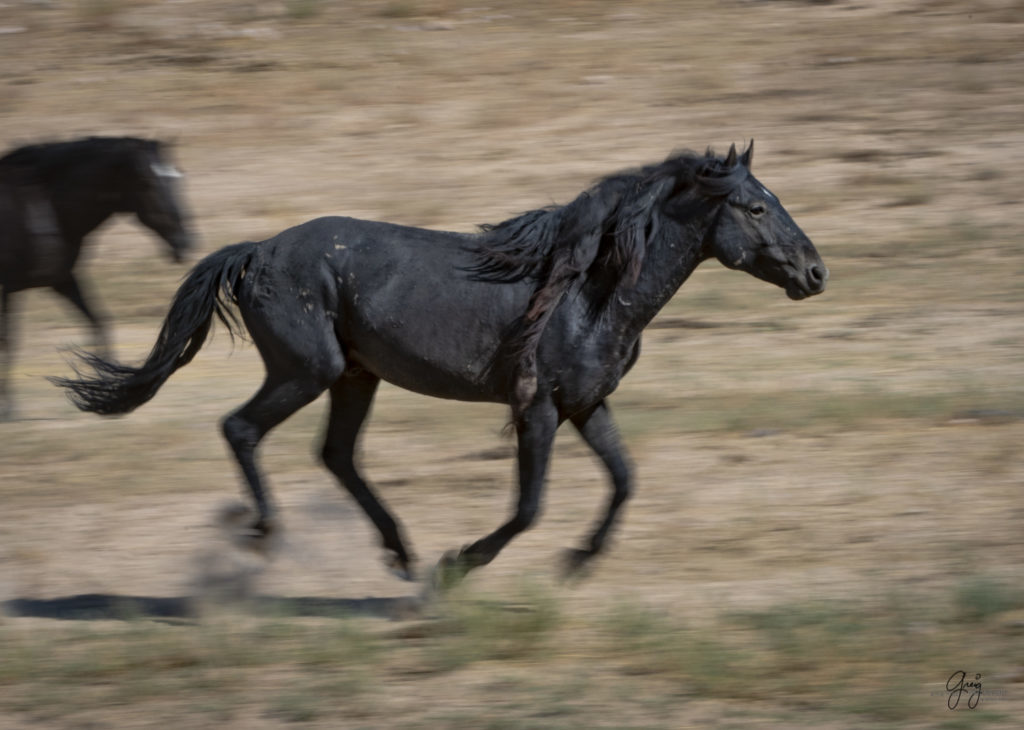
(724, 143, 738, 167)
(740, 140, 754, 169)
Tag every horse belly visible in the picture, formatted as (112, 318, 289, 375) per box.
(341, 307, 511, 403)
(314, 223, 524, 402)
(347, 338, 505, 403)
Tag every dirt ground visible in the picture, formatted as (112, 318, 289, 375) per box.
(1, 0, 1023, 728)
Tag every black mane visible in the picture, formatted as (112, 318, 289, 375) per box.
(468, 148, 749, 286)
(0, 137, 159, 178)
(467, 148, 751, 412)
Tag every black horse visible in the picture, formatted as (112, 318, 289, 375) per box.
(55, 143, 827, 585)
(0, 136, 193, 419)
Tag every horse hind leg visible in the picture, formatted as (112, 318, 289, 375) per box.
(221, 375, 329, 552)
(220, 317, 344, 551)
(321, 368, 416, 580)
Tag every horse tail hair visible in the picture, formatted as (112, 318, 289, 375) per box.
(51, 241, 257, 415)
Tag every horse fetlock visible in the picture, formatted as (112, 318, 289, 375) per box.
(231, 518, 282, 558)
(429, 547, 476, 593)
(217, 500, 254, 527)
(252, 514, 280, 537)
(384, 550, 416, 582)
(560, 547, 596, 580)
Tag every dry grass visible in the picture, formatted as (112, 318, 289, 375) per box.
(1, 577, 1021, 727)
(2, 0, 1024, 727)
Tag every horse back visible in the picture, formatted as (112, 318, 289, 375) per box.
(235, 216, 530, 402)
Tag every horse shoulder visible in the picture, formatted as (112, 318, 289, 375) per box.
(539, 307, 643, 411)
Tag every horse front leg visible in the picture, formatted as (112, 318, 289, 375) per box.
(52, 275, 110, 358)
(432, 397, 559, 590)
(563, 400, 633, 577)
(0, 286, 13, 421)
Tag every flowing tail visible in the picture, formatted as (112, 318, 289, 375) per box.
(51, 241, 258, 415)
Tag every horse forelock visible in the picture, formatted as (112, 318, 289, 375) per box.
(695, 158, 750, 198)
(655, 148, 751, 199)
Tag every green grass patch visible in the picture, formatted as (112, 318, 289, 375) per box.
(953, 577, 1024, 623)
(376, 1, 420, 18)
(600, 603, 765, 699)
(616, 387, 1023, 437)
(284, 0, 324, 20)
(599, 578, 1022, 722)
(0, 613, 382, 722)
(421, 583, 562, 672)
(2, 577, 1021, 726)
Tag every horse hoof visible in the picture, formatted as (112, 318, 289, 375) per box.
(428, 549, 470, 594)
(217, 501, 255, 528)
(254, 517, 280, 538)
(233, 531, 279, 558)
(229, 518, 281, 558)
(385, 552, 416, 582)
(560, 548, 594, 581)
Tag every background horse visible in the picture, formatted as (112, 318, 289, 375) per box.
(0, 136, 193, 419)
(54, 143, 826, 586)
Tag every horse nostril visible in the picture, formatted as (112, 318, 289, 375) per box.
(808, 265, 827, 288)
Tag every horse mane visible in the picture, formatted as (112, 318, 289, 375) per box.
(468, 147, 748, 284)
(466, 146, 751, 415)
(0, 137, 159, 177)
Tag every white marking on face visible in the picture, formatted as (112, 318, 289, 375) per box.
(151, 163, 183, 179)
(760, 185, 776, 201)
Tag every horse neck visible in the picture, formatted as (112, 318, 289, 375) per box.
(603, 204, 717, 336)
(50, 182, 119, 246)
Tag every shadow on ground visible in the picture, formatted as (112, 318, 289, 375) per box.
(2, 593, 421, 621)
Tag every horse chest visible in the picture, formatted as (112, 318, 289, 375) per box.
(545, 336, 640, 410)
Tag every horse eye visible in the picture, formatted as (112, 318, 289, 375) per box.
(749, 203, 767, 218)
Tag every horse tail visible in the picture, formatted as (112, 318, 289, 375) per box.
(51, 241, 257, 415)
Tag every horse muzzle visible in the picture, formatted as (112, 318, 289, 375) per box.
(786, 263, 829, 300)
(168, 232, 196, 263)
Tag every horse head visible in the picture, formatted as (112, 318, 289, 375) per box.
(701, 142, 828, 300)
(127, 140, 194, 263)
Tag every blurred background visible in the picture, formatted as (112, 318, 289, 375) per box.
(1, 1, 1022, 727)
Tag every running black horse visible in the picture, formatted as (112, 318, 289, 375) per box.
(54, 143, 827, 585)
(0, 136, 193, 419)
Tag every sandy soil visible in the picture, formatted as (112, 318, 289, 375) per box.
(1, 0, 1023, 727)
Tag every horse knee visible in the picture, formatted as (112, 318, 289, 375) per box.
(320, 441, 352, 473)
(611, 475, 632, 507)
(320, 442, 337, 467)
(221, 412, 258, 454)
(608, 460, 632, 506)
(510, 499, 541, 533)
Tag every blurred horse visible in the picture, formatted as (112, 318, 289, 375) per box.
(0, 136, 193, 419)
(54, 142, 827, 586)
